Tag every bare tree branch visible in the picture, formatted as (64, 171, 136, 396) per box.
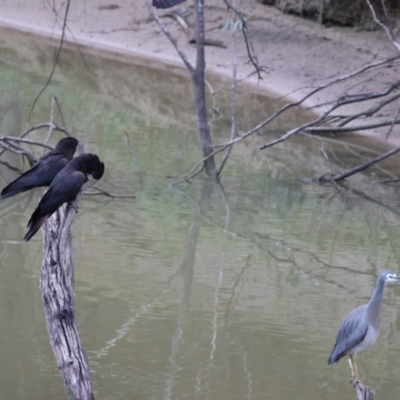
(20, 123, 72, 139)
(0, 121, 71, 160)
(0, 140, 36, 166)
(83, 190, 136, 199)
(0, 136, 54, 150)
(147, 0, 195, 77)
(259, 65, 400, 149)
(54, 96, 66, 126)
(365, 0, 400, 53)
(0, 159, 23, 174)
(221, 0, 267, 79)
(171, 164, 205, 185)
(319, 144, 400, 182)
(386, 107, 400, 140)
(46, 0, 98, 79)
(304, 119, 400, 133)
(338, 94, 400, 127)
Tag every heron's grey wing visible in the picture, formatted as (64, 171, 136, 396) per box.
(328, 305, 368, 364)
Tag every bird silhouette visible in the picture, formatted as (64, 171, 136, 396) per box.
(152, 0, 186, 9)
(24, 153, 105, 241)
(1, 137, 78, 200)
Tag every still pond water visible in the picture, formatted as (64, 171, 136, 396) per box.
(1, 27, 400, 400)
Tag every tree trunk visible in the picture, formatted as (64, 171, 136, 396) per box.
(40, 199, 94, 400)
(193, 0, 215, 176)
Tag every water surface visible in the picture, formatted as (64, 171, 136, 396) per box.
(1, 26, 400, 400)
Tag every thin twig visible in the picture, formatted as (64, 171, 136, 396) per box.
(0, 136, 54, 150)
(0, 141, 28, 157)
(365, 0, 400, 53)
(222, 0, 267, 79)
(0, 122, 70, 159)
(204, 79, 223, 122)
(29, 0, 71, 119)
(22, 123, 71, 140)
(83, 191, 136, 199)
(338, 94, 400, 127)
(385, 107, 400, 140)
(319, 142, 332, 175)
(44, 96, 56, 148)
(146, 0, 194, 77)
(259, 75, 400, 149)
(171, 164, 205, 185)
(46, 0, 98, 78)
(125, 132, 143, 188)
(54, 96, 66, 127)
(216, 4, 237, 176)
(0, 141, 36, 166)
(373, 178, 400, 185)
(84, 183, 135, 199)
(305, 119, 400, 133)
(0, 159, 23, 173)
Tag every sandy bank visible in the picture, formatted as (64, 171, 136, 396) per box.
(0, 0, 399, 147)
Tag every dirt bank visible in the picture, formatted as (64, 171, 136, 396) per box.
(0, 0, 399, 146)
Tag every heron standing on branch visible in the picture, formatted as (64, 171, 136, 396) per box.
(328, 270, 400, 383)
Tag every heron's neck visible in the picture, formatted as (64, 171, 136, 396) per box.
(366, 276, 385, 327)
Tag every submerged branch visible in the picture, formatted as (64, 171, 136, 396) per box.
(260, 76, 400, 149)
(328, 144, 400, 182)
(179, 54, 400, 178)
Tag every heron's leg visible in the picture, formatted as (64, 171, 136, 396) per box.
(348, 354, 361, 385)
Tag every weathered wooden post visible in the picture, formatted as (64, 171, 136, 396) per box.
(40, 196, 94, 400)
(353, 380, 374, 400)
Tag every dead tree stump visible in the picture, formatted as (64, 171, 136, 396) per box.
(354, 381, 374, 400)
(40, 199, 94, 400)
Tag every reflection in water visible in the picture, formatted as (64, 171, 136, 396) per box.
(2, 25, 400, 400)
(197, 183, 230, 400)
(165, 178, 214, 400)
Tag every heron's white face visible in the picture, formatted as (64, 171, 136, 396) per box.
(383, 271, 400, 283)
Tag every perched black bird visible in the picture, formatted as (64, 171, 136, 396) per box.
(1, 137, 78, 200)
(24, 153, 105, 242)
(152, 0, 186, 9)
